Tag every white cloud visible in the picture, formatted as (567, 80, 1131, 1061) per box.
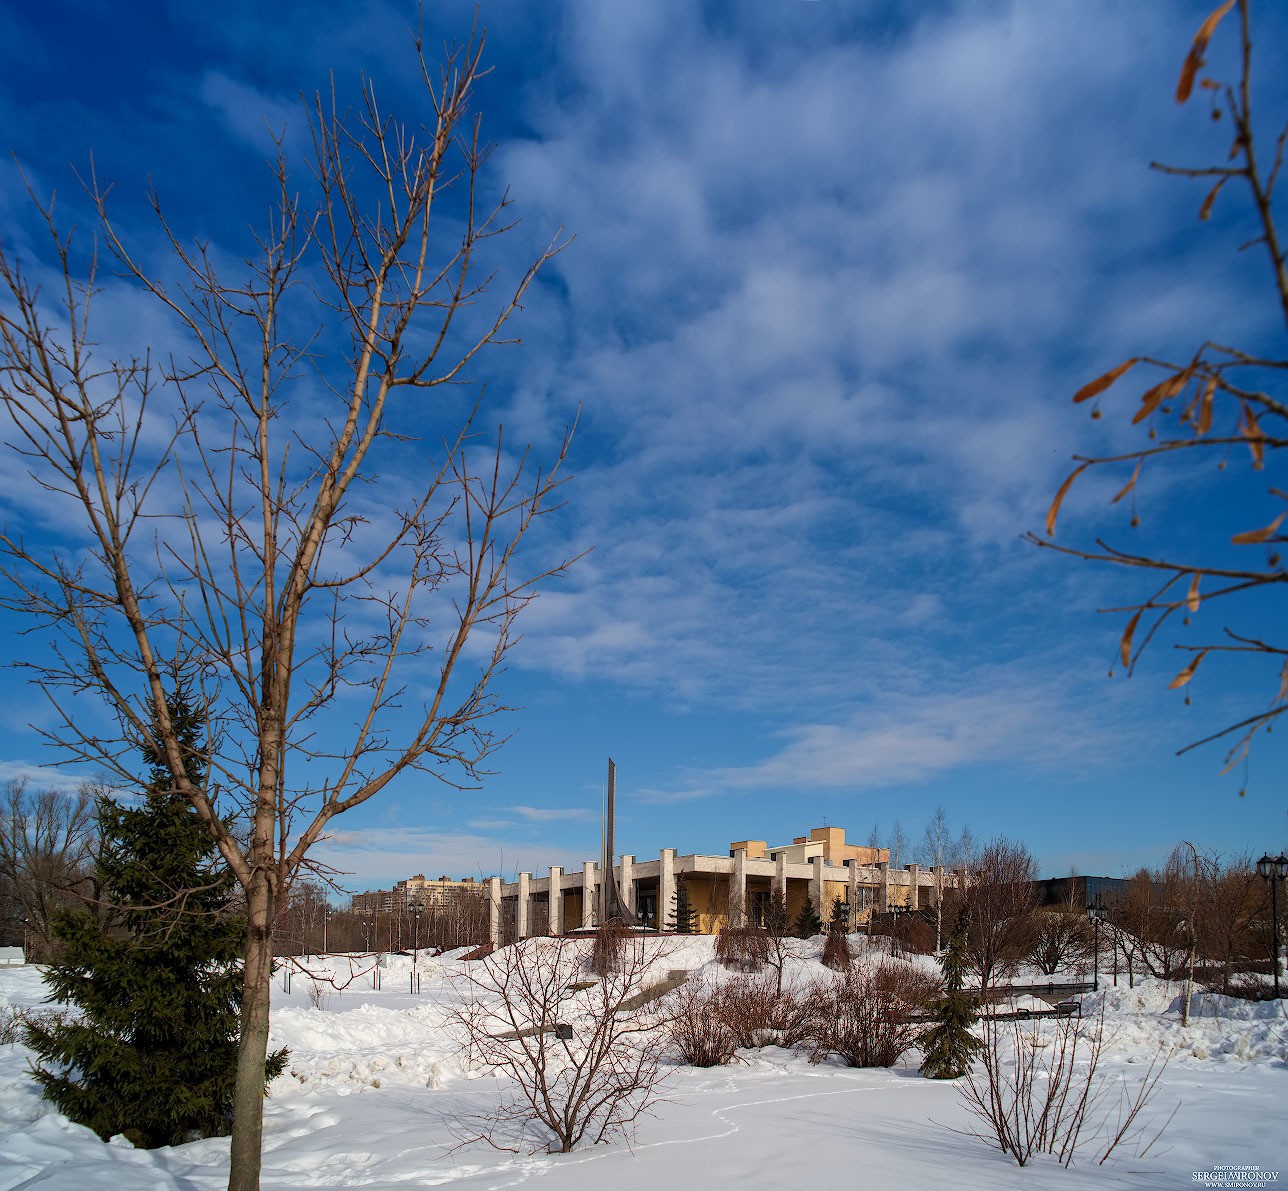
(511, 805, 596, 823)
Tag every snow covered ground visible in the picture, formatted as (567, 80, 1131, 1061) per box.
(1, 937, 1285, 1190)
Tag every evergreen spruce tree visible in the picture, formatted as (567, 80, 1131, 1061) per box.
(669, 877, 699, 934)
(793, 896, 823, 939)
(829, 896, 849, 933)
(25, 693, 287, 1146)
(919, 916, 982, 1080)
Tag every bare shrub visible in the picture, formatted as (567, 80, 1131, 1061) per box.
(663, 978, 739, 1067)
(806, 961, 940, 1068)
(305, 979, 330, 1011)
(899, 914, 937, 956)
(589, 918, 632, 977)
(0, 1005, 66, 1045)
(451, 935, 668, 1153)
(715, 925, 770, 972)
(959, 1008, 1173, 1167)
(822, 930, 853, 972)
(717, 974, 812, 1049)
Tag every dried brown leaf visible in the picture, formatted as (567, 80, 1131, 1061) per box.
(1176, 0, 1236, 103)
(1185, 573, 1201, 613)
(1169, 649, 1209, 689)
(1073, 358, 1139, 404)
(1045, 462, 1088, 537)
(1121, 609, 1142, 669)
(1241, 403, 1265, 468)
(1132, 369, 1192, 425)
(1199, 177, 1226, 220)
(1278, 660, 1288, 704)
(1111, 459, 1143, 505)
(1231, 511, 1287, 545)
(1196, 375, 1216, 436)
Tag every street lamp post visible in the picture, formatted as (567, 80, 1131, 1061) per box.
(1256, 853, 1288, 999)
(410, 902, 423, 995)
(888, 905, 905, 958)
(1087, 902, 1106, 991)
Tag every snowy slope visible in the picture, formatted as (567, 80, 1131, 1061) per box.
(1, 938, 1285, 1190)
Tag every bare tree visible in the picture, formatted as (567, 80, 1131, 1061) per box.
(1028, 909, 1094, 977)
(274, 880, 330, 958)
(1105, 869, 1187, 982)
(956, 824, 978, 876)
(0, 780, 99, 958)
(0, 30, 572, 1191)
(920, 804, 953, 950)
(960, 838, 1038, 989)
(451, 935, 668, 1153)
(1197, 852, 1262, 993)
(1031, 0, 1288, 776)
(888, 819, 907, 871)
(761, 893, 794, 996)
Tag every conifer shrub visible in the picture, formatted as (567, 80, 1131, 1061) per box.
(669, 877, 699, 933)
(793, 897, 823, 939)
(920, 917, 983, 1080)
(24, 693, 287, 1147)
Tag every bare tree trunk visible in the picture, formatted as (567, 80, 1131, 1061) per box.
(230, 878, 274, 1191)
(0, 28, 573, 1191)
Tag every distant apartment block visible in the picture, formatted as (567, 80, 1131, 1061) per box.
(350, 874, 484, 915)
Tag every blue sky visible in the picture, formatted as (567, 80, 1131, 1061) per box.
(1, 0, 1286, 893)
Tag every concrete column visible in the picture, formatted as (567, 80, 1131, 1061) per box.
(582, 861, 596, 928)
(811, 855, 825, 923)
(847, 859, 860, 928)
(548, 866, 564, 936)
(659, 849, 676, 932)
(877, 861, 890, 913)
(516, 871, 530, 939)
(730, 849, 747, 928)
(773, 852, 788, 906)
(488, 877, 502, 946)
(620, 854, 636, 916)
(906, 864, 920, 911)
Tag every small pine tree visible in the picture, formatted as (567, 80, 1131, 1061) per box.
(919, 916, 982, 1080)
(25, 692, 287, 1146)
(669, 877, 699, 934)
(829, 896, 849, 933)
(793, 897, 823, 939)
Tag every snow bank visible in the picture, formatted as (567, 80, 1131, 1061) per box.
(0, 944, 1284, 1190)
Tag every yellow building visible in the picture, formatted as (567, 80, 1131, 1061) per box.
(489, 825, 955, 944)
